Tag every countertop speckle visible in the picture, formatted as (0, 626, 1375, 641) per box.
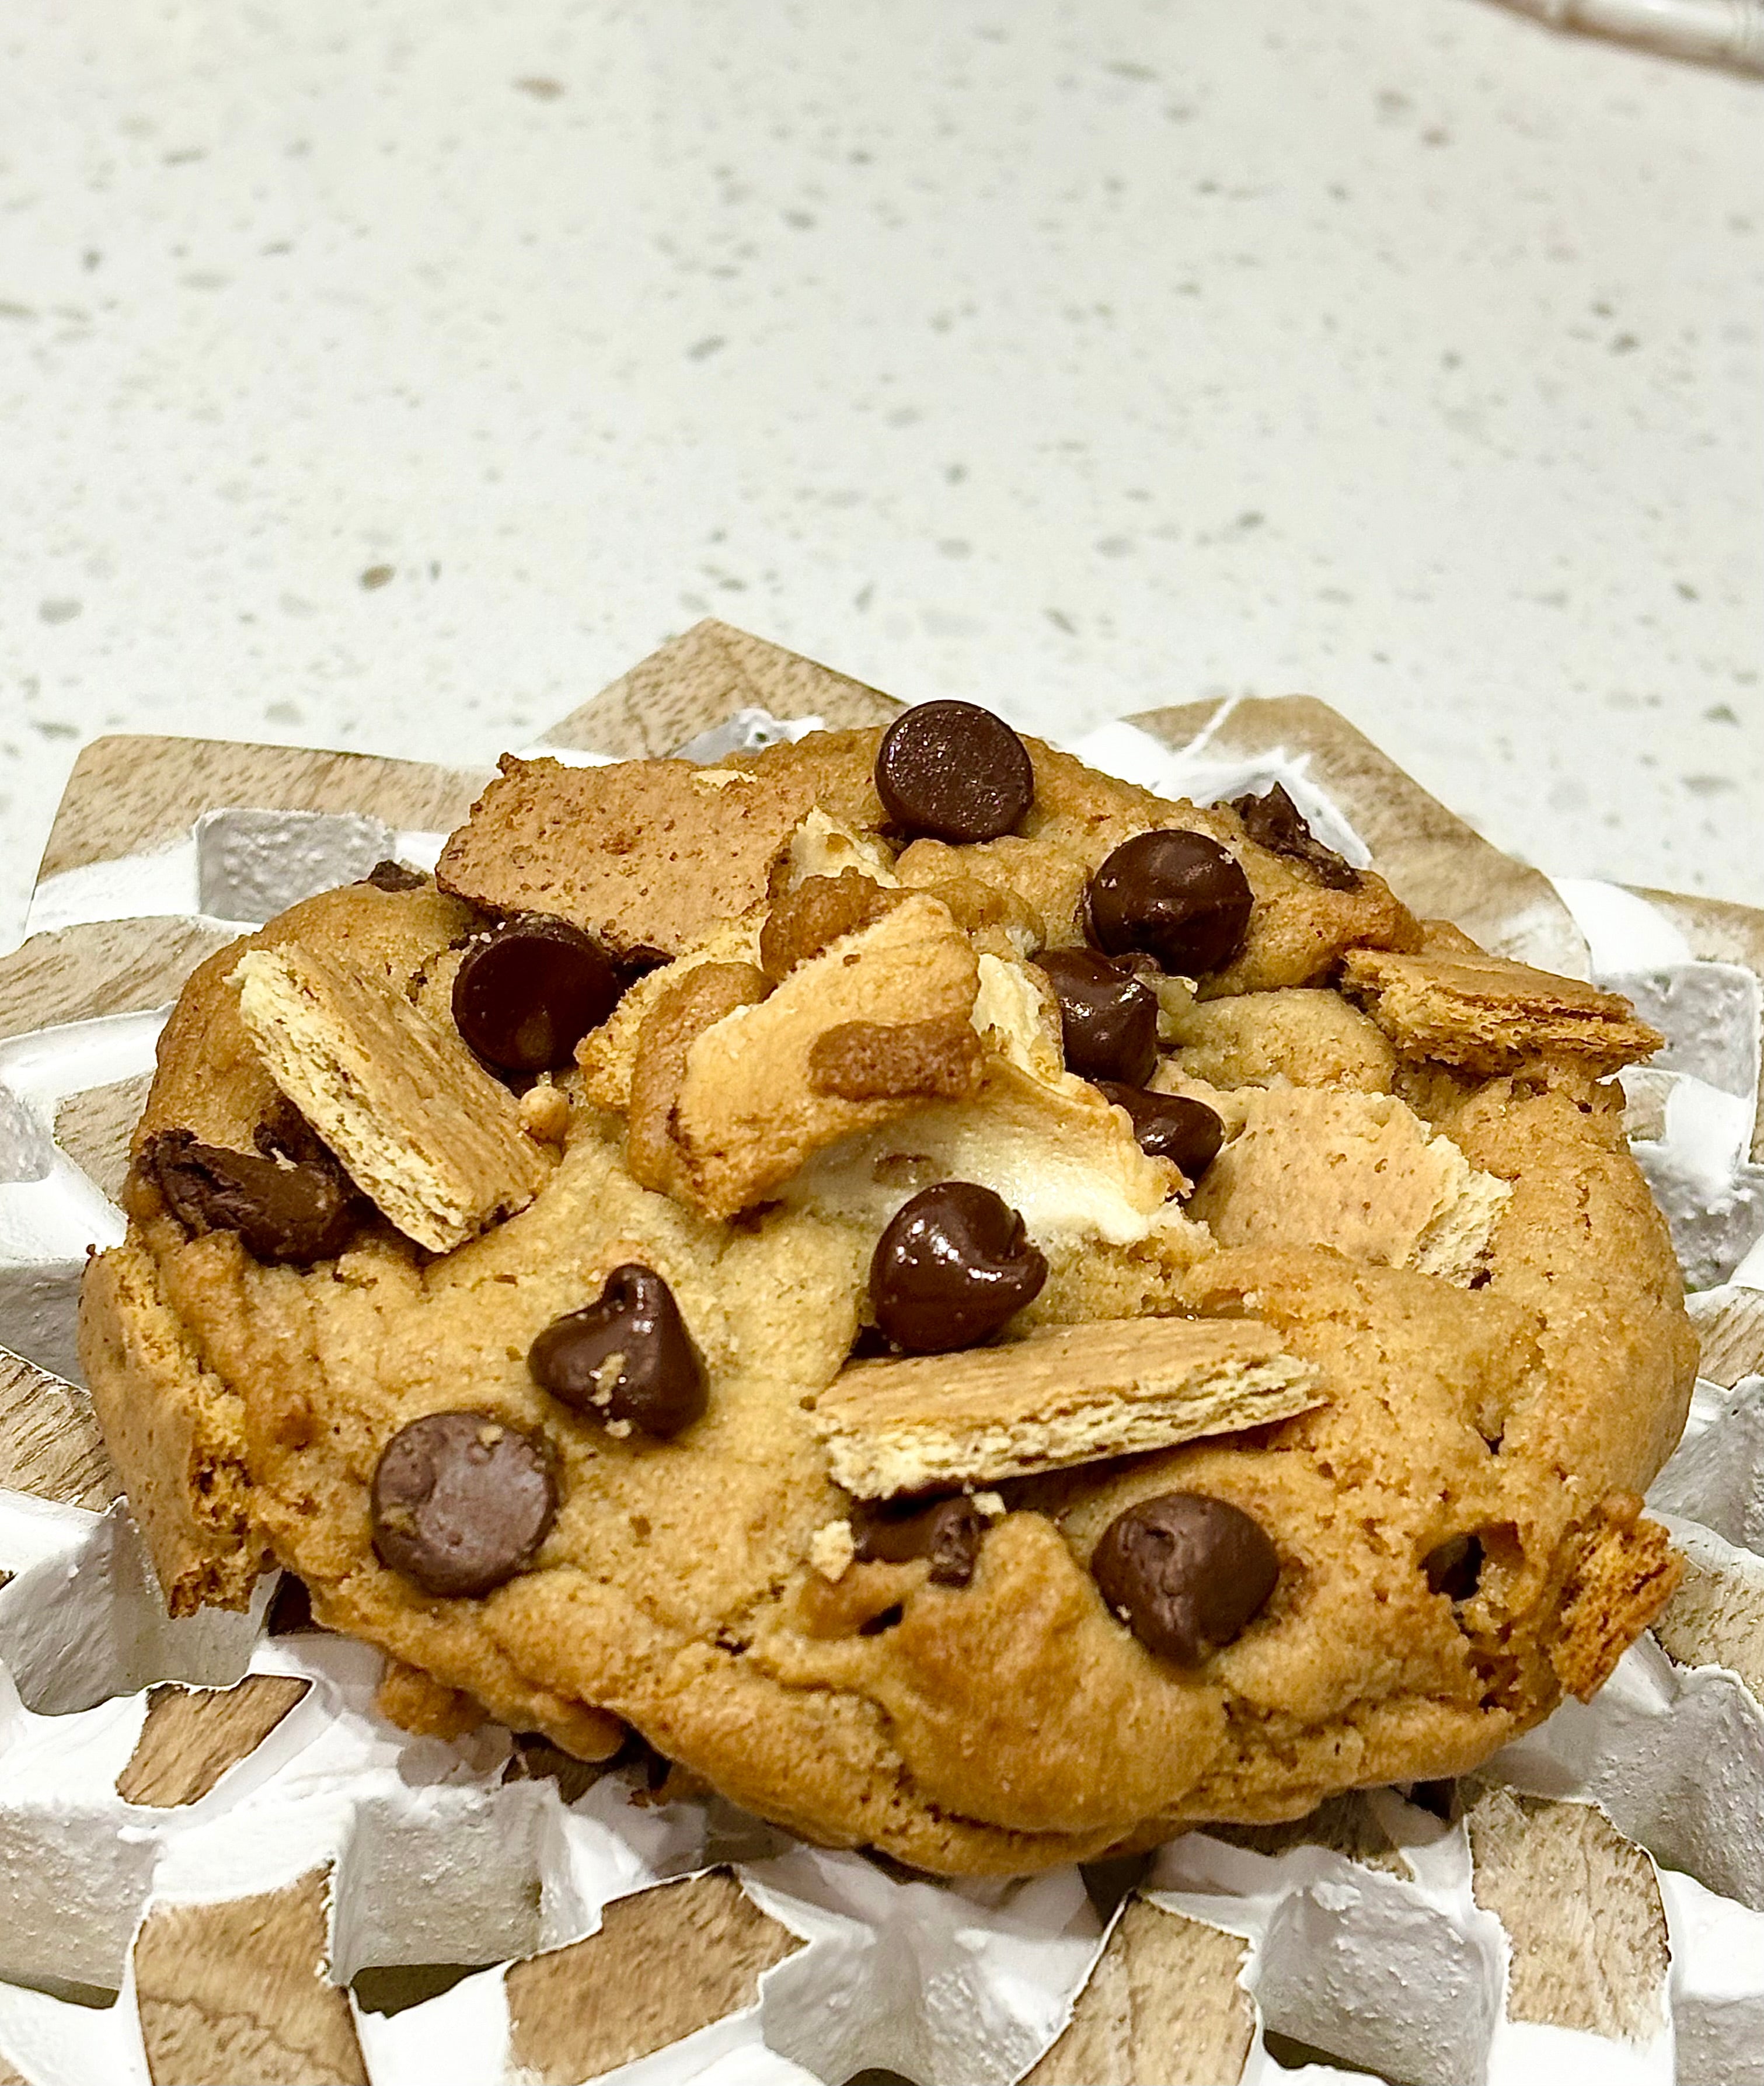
(3, 0, 1760, 941)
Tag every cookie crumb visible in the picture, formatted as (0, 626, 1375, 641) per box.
(520, 1078, 571, 1144)
(811, 1517, 856, 1582)
(971, 1491, 1006, 1520)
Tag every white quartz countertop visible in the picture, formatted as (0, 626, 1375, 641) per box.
(2, 0, 1760, 945)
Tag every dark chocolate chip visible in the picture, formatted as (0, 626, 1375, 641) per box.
(869, 1182, 1048, 1354)
(1090, 1491, 1280, 1665)
(1424, 1533, 1484, 1603)
(1230, 783, 1359, 890)
(452, 915, 620, 1072)
(1086, 830, 1254, 975)
(1034, 949, 1159, 1086)
(142, 1127, 357, 1266)
(528, 1263, 707, 1439)
(1092, 1083, 1225, 1182)
(850, 1495, 988, 1587)
(362, 858, 428, 893)
(874, 701, 1034, 844)
(253, 1100, 337, 1170)
(371, 1411, 556, 1599)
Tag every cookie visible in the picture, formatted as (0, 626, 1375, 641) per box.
(81, 681, 1695, 1875)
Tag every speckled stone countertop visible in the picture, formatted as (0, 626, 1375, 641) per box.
(2, 0, 1759, 946)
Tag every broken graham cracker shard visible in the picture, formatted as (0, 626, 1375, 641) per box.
(435, 752, 818, 960)
(233, 943, 549, 1253)
(815, 1317, 1321, 1497)
(1188, 1088, 1511, 1285)
(1341, 946, 1663, 1075)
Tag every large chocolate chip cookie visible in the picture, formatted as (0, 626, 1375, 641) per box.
(79, 701, 1694, 1874)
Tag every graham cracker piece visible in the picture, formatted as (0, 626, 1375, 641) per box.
(504, 1871, 803, 2085)
(233, 943, 550, 1253)
(1024, 1897, 1255, 2086)
(435, 753, 816, 959)
(1466, 1783, 1668, 2043)
(0, 1344, 118, 1511)
(671, 892, 982, 1218)
(77, 1241, 266, 1615)
(1550, 1493, 1682, 1702)
(116, 1675, 311, 1807)
(1187, 1088, 1511, 1285)
(814, 1317, 1320, 1497)
(133, 1867, 367, 2086)
(1341, 948, 1662, 1075)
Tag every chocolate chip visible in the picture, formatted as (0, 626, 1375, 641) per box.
(1230, 783, 1359, 890)
(874, 701, 1035, 844)
(371, 1411, 556, 1599)
(142, 1127, 358, 1266)
(1034, 949, 1159, 1086)
(850, 1495, 988, 1586)
(528, 1263, 707, 1439)
(1086, 830, 1254, 975)
(1090, 1491, 1279, 1665)
(1092, 1083, 1225, 1182)
(253, 1100, 336, 1170)
(452, 915, 620, 1072)
(362, 858, 428, 893)
(869, 1182, 1047, 1353)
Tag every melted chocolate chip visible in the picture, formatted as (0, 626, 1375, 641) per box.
(1092, 1083, 1225, 1183)
(1090, 1491, 1279, 1666)
(142, 1127, 357, 1266)
(869, 1183, 1047, 1353)
(1086, 830, 1254, 976)
(528, 1264, 707, 1439)
(371, 1411, 556, 1599)
(874, 701, 1035, 844)
(1230, 783, 1359, 890)
(850, 1495, 988, 1587)
(452, 915, 620, 1072)
(1034, 949, 1159, 1086)
(362, 858, 428, 892)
